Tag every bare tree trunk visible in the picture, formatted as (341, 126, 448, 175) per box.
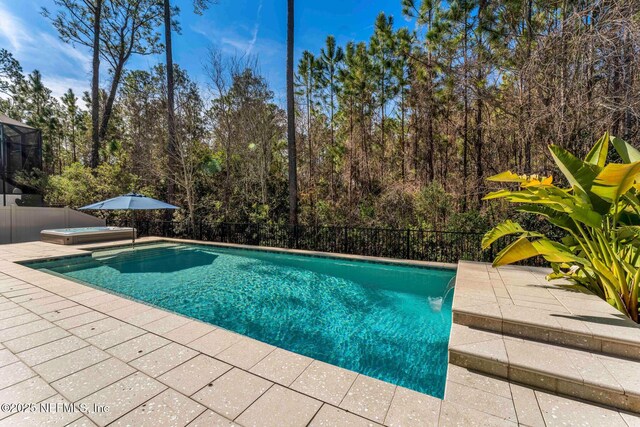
(426, 102, 434, 183)
(98, 61, 124, 141)
(426, 9, 435, 183)
(413, 114, 419, 179)
(330, 73, 335, 198)
(348, 98, 354, 206)
(475, 0, 486, 206)
(475, 83, 483, 206)
(71, 120, 76, 163)
(287, 0, 298, 226)
(524, 0, 532, 171)
(164, 0, 177, 206)
(400, 88, 406, 183)
(89, 0, 102, 168)
(306, 66, 314, 222)
(462, 12, 469, 211)
(623, 28, 634, 140)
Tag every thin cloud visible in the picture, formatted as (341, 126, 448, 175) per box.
(0, 2, 91, 98)
(0, 2, 33, 51)
(40, 33, 91, 74)
(42, 75, 90, 99)
(192, 0, 270, 57)
(247, 0, 263, 54)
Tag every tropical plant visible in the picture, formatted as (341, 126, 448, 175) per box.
(482, 133, 640, 322)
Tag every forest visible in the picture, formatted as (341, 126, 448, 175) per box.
(0, 0, 638, 234)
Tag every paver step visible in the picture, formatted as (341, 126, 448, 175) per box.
(452, 298, 640, 362)
(448, 323, 640, 413)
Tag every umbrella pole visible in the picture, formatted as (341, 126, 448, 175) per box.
(131, 210, 136, 249)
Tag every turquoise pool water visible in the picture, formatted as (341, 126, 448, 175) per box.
(27, 243, 455, 397)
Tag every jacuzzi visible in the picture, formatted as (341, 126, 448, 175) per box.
(40, 227, 136, 245)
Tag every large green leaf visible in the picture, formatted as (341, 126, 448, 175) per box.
(549, 145, 611, 213)
(616, 226, 640, 240)
(483, 189, 517, 200)
(612, 136, 640, 163)
(623, 193, 640, 212)
(483, 190, 553, 204)
(584, 132, 610, 167)
(517, 204, 577, 232)
(492, 236, 540, 267)
(592, 162, 640, 202)
(492, 237, 588, 268)
(531, 240, 589, 264)
(565, 204, 603, 229)
(549, 145, 600, 193)
(486, 171, 526, 183)
(481, 220, 542, 249)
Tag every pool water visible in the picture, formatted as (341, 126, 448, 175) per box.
(27, 243, 455, 397)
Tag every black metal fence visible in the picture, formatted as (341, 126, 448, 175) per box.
(118, 220, 503, 264)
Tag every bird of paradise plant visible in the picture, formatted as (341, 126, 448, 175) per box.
(482, 133, 640, 322)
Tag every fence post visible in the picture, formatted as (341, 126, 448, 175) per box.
(405, 229, 410, 260)
(343, 227, 347, 253)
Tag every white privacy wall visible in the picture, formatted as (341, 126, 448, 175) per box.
(0, 206, 105, 243)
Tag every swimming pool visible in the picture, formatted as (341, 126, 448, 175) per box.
(26, 243, 455, 397)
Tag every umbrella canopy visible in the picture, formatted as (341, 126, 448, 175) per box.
(78, 193, 179, 247)
(79, 193, 179, 211)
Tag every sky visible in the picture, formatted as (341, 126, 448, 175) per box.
(0, 0, 408, 104)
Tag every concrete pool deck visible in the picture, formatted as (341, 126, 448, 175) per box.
(0, 239, 638, 426)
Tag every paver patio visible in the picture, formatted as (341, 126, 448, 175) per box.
(0, 239, 637, 426)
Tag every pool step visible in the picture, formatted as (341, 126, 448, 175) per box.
(92, 242, 183, 259)
(448, 323, 640, 413)
(452, 304, 640, 362)
(92, 244, 190, 263)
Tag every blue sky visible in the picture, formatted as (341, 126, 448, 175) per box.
(0, 0, 407, 103)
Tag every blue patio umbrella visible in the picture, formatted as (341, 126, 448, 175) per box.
(79, 193, 179, 247)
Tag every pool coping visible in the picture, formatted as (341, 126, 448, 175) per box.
(0, 238, 636, 426)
